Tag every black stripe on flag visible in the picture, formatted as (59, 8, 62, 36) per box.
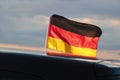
(50, 14, 102, 37)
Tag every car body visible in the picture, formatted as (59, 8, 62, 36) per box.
(0, 50, 120, 80)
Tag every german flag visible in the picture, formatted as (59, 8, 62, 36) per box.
(47, 14, 102, 59)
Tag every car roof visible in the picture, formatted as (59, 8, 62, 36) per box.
(0, 50, 120, 80)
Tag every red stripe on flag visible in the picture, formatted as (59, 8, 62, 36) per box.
(48, 24, 100, 49)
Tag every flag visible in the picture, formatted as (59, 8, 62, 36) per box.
(46, 14, 102, 59)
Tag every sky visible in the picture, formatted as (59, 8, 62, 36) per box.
(0, 0, 120, 56)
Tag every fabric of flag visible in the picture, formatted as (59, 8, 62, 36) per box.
(47, 14, 102, 59)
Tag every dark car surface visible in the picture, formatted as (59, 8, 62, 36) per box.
(0, 51, 120, 80)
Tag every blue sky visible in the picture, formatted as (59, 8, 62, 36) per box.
(0, 0, 120, 54)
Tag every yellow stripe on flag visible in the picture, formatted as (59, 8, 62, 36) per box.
(47, 37, 97, 58)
